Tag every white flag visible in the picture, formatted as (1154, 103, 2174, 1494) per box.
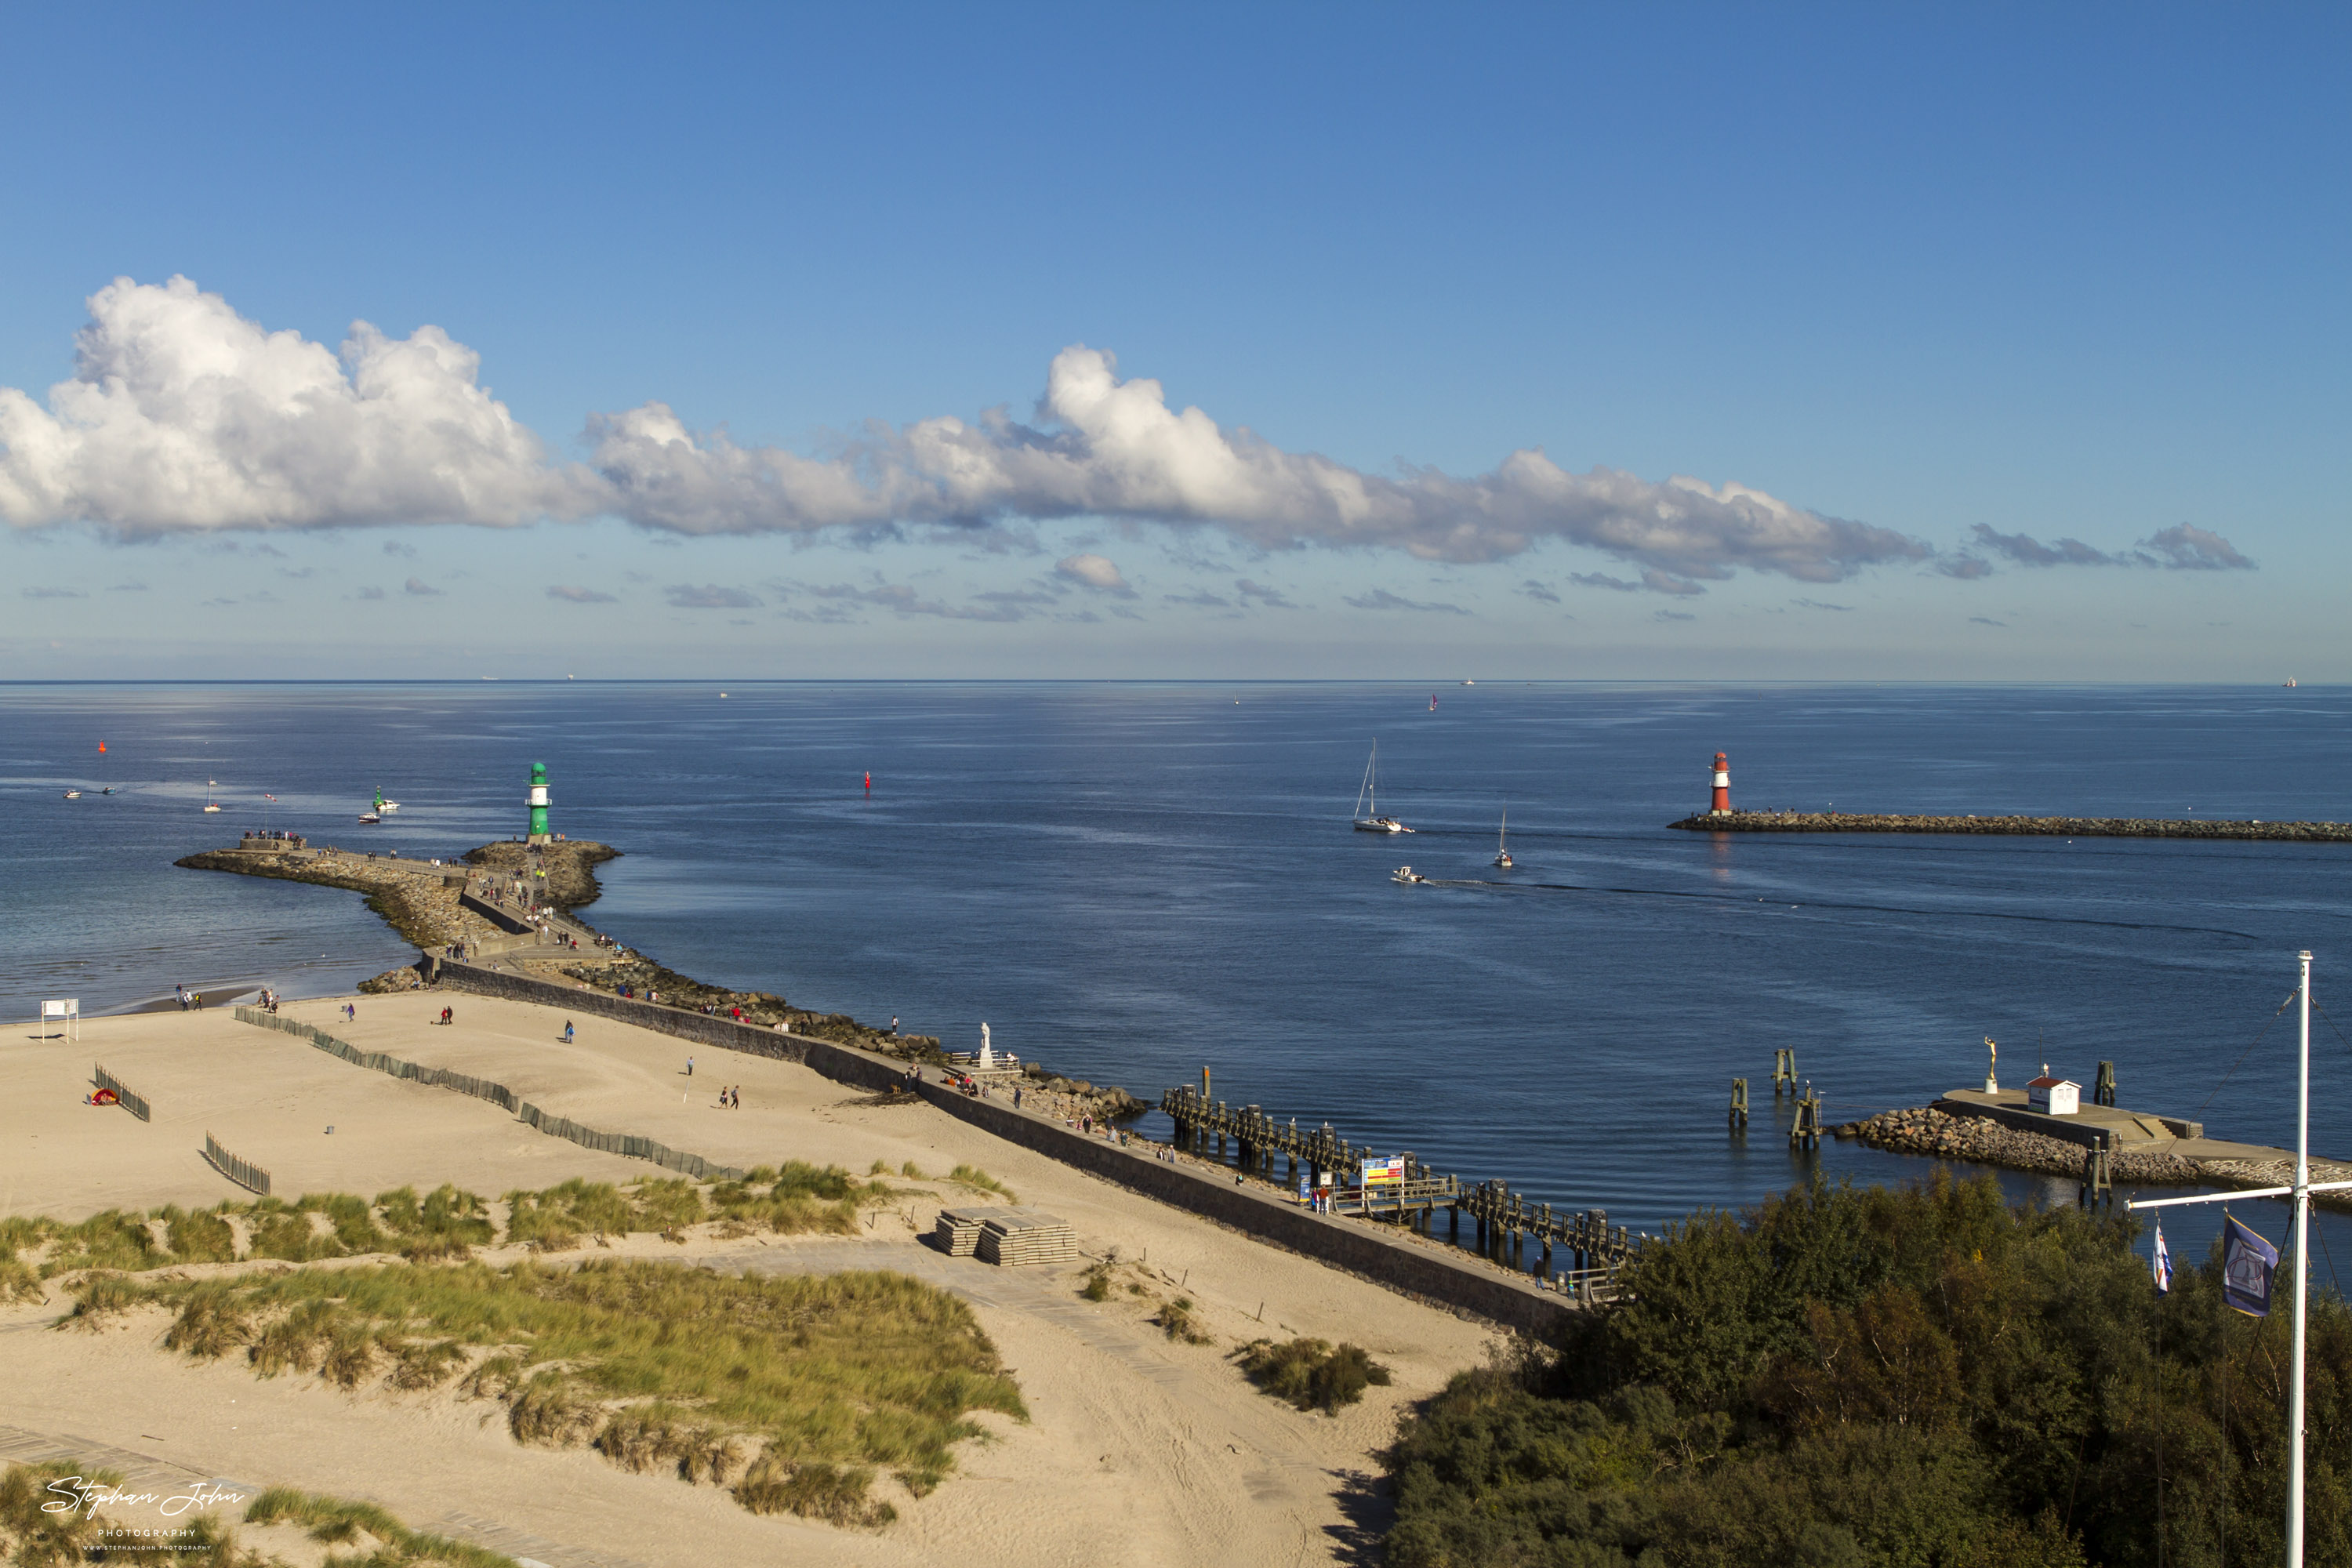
(2153, 1222, 2172, 1294)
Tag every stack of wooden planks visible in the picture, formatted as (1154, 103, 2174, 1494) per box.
(934, 1206, 1022, 1256)
(975, 1208, 1078, 1267)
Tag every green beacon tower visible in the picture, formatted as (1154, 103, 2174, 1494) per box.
(527, 762, 551, 844)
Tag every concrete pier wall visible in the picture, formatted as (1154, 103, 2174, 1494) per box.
(429, 957, 1573, 1331)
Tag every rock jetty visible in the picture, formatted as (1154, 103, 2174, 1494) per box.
(1843, 1106, 2204, 1185)
(176, 832, 1143, 1120)
(1671, 811, 2352, 840)
(174, 840, 575, 949)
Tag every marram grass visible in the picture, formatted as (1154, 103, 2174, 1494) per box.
(118, 1258, 1024, 1524)
(2, 1158, 991, 1278)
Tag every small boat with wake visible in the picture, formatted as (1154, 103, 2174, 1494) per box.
(1392, 866, 1428, 884)
(1352, 741, 1414, 833)
(62, 789, 80, 800)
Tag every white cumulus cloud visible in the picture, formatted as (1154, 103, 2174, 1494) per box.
(3, 279, 2257, 597)
(587, 345, 1929, 583)
(0, 276, 601, 535)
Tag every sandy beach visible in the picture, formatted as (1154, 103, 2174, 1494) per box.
(0, 993, 1493, 1567)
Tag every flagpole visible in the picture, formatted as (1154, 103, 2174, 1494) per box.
(2125, 951, 2319, 1568)
(2290, 949, 2310, 1568)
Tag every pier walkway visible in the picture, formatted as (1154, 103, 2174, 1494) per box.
(1159, 1084, 1641, 1290)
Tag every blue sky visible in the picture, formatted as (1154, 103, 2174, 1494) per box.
(0, 5, 2342, 679)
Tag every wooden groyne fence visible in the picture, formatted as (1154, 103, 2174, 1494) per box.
(92, 1065, 149, 1122)
(1669, 810, 2352, 841)
(203, 1133, 270, 1196)
(1160, 1082, 1641, 1290)
(230, 1006, 749, 1183)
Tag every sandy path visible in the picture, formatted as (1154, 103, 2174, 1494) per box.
(0, 993, 1497, 1567)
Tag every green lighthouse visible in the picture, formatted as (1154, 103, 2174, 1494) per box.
(528, 761, 551, 844)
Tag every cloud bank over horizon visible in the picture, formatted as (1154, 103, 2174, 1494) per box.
(0, 278, 2255, 598)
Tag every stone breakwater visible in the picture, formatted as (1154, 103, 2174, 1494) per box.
(1844, 1107, 2206, 1185)
(1671, 811, 2352, 840)
(1847, 1107, 2352, 1211)
(172, 841, 592, 949)
(177, 833, 1143, 1123)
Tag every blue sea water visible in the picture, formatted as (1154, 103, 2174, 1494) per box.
(4, 680, 2349, 1274)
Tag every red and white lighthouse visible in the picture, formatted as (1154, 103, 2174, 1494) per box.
(1709, 752, 1731, 815)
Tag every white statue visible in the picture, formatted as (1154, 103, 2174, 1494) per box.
(979, 1022, 993, 1069)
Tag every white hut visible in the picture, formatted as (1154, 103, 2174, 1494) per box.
(2027, 1069, 2080, 1116)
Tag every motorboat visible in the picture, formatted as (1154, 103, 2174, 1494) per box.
(1352, 742, 1414, 833)
(358, 811, 382, 825)
(1494, 808, 1513, 869)
(1392, 866, 1427, 884)
(374, 788, 399, 815)
(62, 789, 79, 800)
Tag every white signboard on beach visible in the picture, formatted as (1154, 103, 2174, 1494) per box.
(40, 999, 78, 1020)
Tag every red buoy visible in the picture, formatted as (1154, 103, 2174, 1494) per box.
(1711, 753, 1731, 815)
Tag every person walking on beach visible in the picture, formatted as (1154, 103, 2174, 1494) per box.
(563, 1021, 574, 1044)
(687, 1056, 694, 1077)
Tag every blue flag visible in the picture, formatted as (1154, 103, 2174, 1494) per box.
(2153, 1222, 2172, 1294)
(2221, 1213, 2278, 1317)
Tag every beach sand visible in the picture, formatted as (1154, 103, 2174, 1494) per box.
(0, 995, 1494, 1567)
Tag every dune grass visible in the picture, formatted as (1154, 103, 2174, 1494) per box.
(245, 1485, 521, 1566)
(129, 1257, 1023, 1523)
(946, 1164, 1016, 1203)
(9, 1164, 915, 1283)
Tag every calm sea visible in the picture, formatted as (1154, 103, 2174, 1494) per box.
(5, 681, 2347, 1271)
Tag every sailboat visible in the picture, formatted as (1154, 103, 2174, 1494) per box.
(1352, 742, 1413, 833)
(1494, 808, 1513, 869)
(202, 780, 222, 813)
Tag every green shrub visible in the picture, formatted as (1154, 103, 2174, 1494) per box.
(1381, 1171, 2324, 1568)
(1237, 1337, 1390, 1413)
